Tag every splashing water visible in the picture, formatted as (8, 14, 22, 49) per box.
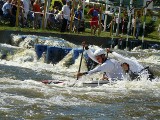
(0, 36, 160, 119)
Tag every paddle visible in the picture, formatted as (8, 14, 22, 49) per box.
(70, 44, 85, 87)
(77, 45, 85, 80)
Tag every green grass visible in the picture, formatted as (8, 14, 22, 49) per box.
(0, 23, 159, 42)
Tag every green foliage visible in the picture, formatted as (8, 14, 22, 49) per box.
(140, 16, 154, 35)
(153, 0, 160, 6)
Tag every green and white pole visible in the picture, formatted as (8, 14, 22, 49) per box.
(44, 0, 51, 28)
(82, 0, 85, 19)
(110, 12, 115, 49)
(142, 0, 153, 49)
(126, 0, 133, 50)
(103, 0, 109, 31)
(142, 7, 147, 49)
(116, 0, 123, 36)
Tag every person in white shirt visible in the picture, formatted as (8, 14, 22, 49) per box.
(77, 44, 124, 81)
(21, 0, 29, 19)
(106, 48, 154, 80)
(60, 0, 70, 32)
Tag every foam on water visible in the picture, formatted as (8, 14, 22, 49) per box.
(0, 36, 160, 119)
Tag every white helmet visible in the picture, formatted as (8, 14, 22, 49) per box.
(94, 48, 106, 56)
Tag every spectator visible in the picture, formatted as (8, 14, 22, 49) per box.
(30, 0, 34, 6)
(21, 0, 29, 19)
(100, 12, 105, 29)
(73, 5, 82, 33)
(87, 4, 100, 35)
(11, 0, 17, 16)
(30, 0, 34, 10)
(54, 6, 59, 15)
(19, 0, 25, 27)
(2, 0, 16, 26)
(11, 0, 24, 27)
(55, 10, 63, 23)
(135, 15, 141, 39)
(47, 6, 59, 29)
(60, 0, 70, 32)
(33, 0, 41, 29)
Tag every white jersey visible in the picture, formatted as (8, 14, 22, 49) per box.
(62, 5, 70, 20)
(86, 49, 124, 80)
(112, 52, 144, 74)
(21, 0, 29, 13)
(21, 0, 29, 18)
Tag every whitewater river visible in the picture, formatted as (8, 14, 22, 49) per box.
(0, 36, 160, 120)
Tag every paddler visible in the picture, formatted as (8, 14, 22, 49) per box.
(77, 43, 124, 80)
(106, 48, 154, 80)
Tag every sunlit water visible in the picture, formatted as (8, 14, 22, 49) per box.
(0, 36, 160, 119)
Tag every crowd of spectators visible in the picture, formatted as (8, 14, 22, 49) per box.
(0, 0, 86, 33)
(0, 0, 153, 39)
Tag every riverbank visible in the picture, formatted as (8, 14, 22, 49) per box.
(0, 26, 160, 50)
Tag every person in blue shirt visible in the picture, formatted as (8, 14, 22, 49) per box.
(73, 6, 82, 33)
(2, 0, 15, 26)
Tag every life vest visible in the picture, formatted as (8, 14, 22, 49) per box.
(128, 70, 139, 80)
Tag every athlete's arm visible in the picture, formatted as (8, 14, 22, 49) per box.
(107, 48, 135, 66)
(88, 61, 114, 75)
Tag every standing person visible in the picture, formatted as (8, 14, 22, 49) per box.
(87, 4, 100, 35)
(11, 0, 23, 27)
(73, 5, 82, 33)
(77, 43, 124, 81)
(11, 0, 17, 17)
(100, 12, 105, 30)
(21, 0, 26, 27)
(135, 15, 141, 39)
(2, 0, 15, 26)
(115, 16, 121, 34)
(33, 0, 41, 29)
(21, 0, 29, 20)
(60, 0, 70, 32)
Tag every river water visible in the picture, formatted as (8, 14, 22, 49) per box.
(0, 35, 160, 120)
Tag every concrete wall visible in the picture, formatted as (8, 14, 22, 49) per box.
(0, 30, 159, 49)
(0, 30, 112, 47)
(0, 31, 13, 44)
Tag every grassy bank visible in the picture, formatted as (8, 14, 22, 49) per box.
(0, 24, 159, 43)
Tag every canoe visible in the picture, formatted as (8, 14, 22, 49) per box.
(41, 79, 110, 87)
(41, 80, 64, 84)
(83, 80, 110, 87)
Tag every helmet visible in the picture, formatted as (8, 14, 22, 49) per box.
(94, 48, 106, 56)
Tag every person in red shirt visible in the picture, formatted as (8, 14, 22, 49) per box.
(33, 0, 41, 29)
(87, 4, 100, 35)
